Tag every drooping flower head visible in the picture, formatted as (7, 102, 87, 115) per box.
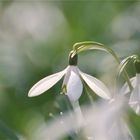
(129, 59, 140, 115)
(119, 55, 140, 115)
(28, 42, 112, 102)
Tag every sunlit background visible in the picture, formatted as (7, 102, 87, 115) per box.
(0, 0, 140, 139)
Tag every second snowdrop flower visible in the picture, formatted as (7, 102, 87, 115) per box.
(129, 73, 140, 115)
(128, 60, 140, 115)
(120, 56, 140, 115)
(28, 50, 111, 101)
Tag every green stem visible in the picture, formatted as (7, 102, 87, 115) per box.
(107, 48, 133, 92)
(72, 41, 133, 93)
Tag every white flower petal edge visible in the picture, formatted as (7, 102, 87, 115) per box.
(129, 74, 140, 115)
(79, 71, 111, 100)
(62, 66, 72, 86)
(120, 77, 136, 95)
(65, 66, 83, 102)
(28, 68, 67, 97)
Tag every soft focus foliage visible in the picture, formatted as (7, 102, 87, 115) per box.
(0, 0, 140, 139)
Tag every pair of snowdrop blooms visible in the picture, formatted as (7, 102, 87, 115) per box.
(28, 49, 140, 115)
(28, 50, 111, 102)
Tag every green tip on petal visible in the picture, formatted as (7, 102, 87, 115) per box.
(61, 84, 67, 94)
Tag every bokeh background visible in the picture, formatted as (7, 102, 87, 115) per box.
(0, 0, 140, 139)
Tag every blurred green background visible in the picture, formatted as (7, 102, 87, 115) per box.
(0, 0, 140, 139)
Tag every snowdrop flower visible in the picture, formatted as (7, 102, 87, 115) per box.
(129, 73, 140, 115)
(28, 51, 111, 101)
(121, 60, 140, 115)
(128, 60, 140, 115)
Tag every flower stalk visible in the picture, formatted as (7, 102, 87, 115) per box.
(73, 41, 133, 94)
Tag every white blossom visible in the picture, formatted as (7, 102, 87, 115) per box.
(121, 73, 140, 115)
(28, 65, 111, 101)
(129, 74, 140, 115)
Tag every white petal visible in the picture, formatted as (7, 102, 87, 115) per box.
(79, 71, 111, 99)
(120, 76, 136, 95)
(28, 68, 67, 97)
(66, 66, 83, 102)
(129, 74, 140, 115)
(62, 66, 71, 86)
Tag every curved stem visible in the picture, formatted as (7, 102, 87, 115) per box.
(72, 41, 133, 93)
(107, 48, 133, 92)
